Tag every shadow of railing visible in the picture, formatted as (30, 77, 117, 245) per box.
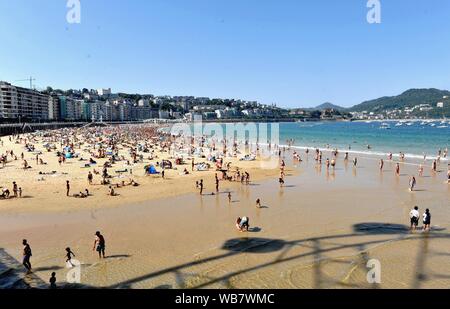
(4, 222, 450, 289)
(104, 222, 450, 289)
(0, 248, 47, 289)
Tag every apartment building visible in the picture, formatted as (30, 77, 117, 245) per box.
(0, 81, 49, 121)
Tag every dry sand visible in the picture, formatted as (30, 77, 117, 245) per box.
(0, 130, 449, 289)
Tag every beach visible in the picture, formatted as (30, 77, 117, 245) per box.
(0, 124, 449, 289)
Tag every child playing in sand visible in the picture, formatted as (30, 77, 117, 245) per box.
(49, 272, 57, 289)
(236, 217, 250, 232)
(108, 186, 116, 196)
(65, 247, 76, 267)
(256, 199, 261, 208)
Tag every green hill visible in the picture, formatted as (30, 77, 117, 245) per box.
(350, 88, 450, 114)
(315, 102, 346, 111)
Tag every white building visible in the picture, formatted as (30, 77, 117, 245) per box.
(159, 110, 170, 119)
(138, 99, 150, 107)
(0, 81, 49, 120)
(98, 88, 112, 97)
(437, 102, 444, 108)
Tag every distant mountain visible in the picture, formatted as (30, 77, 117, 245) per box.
(315, 102, 346, 111)
(349, 88, 450, 113)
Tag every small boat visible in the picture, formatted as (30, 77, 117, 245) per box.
(380, 123, 391, 130)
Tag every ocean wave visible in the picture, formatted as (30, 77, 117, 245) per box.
(279, 144, 449, 162)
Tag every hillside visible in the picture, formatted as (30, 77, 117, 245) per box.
(315, 102, 346, 111)
(349, 88, 450, 114)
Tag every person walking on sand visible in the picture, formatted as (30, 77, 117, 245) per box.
(66, 180, 70, 197)
(215, 174, 219, 192)
(395, 163, 400, 176)
(409, 176, 417, 192)
(12, 182, 18, 198)
(432, 160, 437, 172)
(22, 239, 32, 273)
(65, 247, 76, 267)
(423, 209, 431, 232)
(199, 179, 204, 195)
(256, 199, 261, 208)
(410, 206, 420, 231)
(88, 171, 93, 185)
(419, 165, 424, 177)
(93, 231, 106, 259)
(353, 157, 358, 167)
(379, 159, 384, 171)
(228, 192, 232, 203)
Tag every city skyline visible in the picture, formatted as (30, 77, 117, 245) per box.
(1, 0, 450, 108)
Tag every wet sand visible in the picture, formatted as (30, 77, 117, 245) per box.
(1, 144, 449, 289)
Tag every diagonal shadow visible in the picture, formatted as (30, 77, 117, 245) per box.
(105, 222, 449, 289)
(0, 248, 48, 289)
(6, 223, 450, 289)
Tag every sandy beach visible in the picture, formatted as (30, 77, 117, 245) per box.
(0, 125, 449, 289)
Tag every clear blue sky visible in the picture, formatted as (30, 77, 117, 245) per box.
(1, 0, 449, 108)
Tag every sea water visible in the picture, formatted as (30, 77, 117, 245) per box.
(279, 121, 449, 161)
